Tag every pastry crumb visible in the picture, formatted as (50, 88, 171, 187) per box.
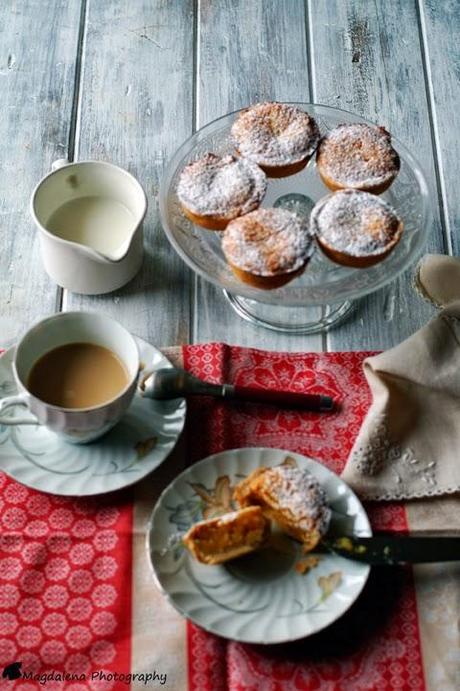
(295, 554, 320, 575)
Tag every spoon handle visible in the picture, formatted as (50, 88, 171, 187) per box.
(225, 385, 334, 411)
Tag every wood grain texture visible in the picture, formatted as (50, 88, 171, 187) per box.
(193, 0, 323, 352)
(0, 0, 82, 346)
(64, 0, 195, 346)
(2, 1, 457, 356)
(308, 0, 446, 350)
(418, 0, 460, 255)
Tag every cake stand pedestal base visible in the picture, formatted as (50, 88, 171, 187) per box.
(223, 292, 354, 334)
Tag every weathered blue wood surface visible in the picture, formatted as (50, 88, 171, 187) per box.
(0, 0, 458, 352)
(0, 0, 82, 346)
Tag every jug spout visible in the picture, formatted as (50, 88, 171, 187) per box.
(94, 236, 134, 263)
(32, 159, 147, 294)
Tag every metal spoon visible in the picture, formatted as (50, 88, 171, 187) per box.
(140, 367, 334, 411)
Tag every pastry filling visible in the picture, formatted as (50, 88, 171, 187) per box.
(183, 507, 269, 560)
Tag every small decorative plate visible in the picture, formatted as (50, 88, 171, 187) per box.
(0, 338, 186, 496)
(147, 447, 371, 644)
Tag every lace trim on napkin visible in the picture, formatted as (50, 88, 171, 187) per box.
(347, 414, 460, 500)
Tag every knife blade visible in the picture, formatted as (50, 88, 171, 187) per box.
(322, 533, 460, 565)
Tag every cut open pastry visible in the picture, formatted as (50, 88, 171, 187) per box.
(234, 465, 331, 552)
(182, 506, 270, 565)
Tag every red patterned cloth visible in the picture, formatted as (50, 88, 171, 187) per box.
(0, 481, 133, 690)
(0, 345, 134, 690)
(0, 344, 428, 689)
(183, 344, 425, 691)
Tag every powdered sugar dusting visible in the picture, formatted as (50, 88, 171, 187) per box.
(222, 208, 314, 276)
(311, 190, 402, 257)
(177, 153, 267, 218)
(317, 123, 400, 188)
(231, 102, 320, 167)
(266, 466, 331, 536)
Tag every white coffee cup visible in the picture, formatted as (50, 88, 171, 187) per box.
(0, 312, 140, 444)
(31, 160, 147, 295)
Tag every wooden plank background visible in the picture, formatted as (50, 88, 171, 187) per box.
(0, 0, 82, 347)
(308, 0, 446, 349)
(1, 0, 458, 354)
(64, 0, 195, 346)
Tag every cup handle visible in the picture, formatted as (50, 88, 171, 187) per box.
(0, 393, 40, 426)
(51, 158, 69, 172)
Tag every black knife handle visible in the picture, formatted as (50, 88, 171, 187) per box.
(324, 534, 460, 564)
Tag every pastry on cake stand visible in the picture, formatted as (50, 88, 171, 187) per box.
(159, 103, 430, 334)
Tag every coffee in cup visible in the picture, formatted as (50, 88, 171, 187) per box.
(27, 342, 130, 409)
(0, 312, 140, 444)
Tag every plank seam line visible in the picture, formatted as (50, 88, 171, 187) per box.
(305, 0, 327, 352)
(191, 0, 200, 344)
(304, 0, 315, 103)
(415, 0, 452, 255)
(61, 0, 88, 314)
(192, 0, 199, 135)
(67, 0, 88, 164)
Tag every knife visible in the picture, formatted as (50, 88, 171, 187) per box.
(322, 533, 460, 565)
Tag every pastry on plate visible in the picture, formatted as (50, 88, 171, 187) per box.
(221, 207, 314, 289)
(231, 102, 320, 177)
(177, 152, 267, 230)
(316, 123, 400, 194)
(182, 506, 270, 565)
(310, 189, 404, 268)
(234, 465, 331, 552)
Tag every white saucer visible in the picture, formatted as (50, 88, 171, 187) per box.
(147, 447, 371, 644)
(0, 338, 186, 496)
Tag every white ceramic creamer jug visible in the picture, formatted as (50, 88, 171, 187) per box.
(31, 160, 147, 294)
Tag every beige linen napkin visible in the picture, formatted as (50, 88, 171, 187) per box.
(342, 299, 460, 500)
(414, 253, 460, 308)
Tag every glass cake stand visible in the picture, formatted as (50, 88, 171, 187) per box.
(159, 103, 430, 334)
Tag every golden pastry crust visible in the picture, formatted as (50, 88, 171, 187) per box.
(177, 152, 267, 230)
(231, 102, 320, 178)
(182, 506, 270, 565)
(316, 123, 400, 194)
(311, 189, 403, 269)
(234, 465, 331, 552)
(222, 208, 313, 290)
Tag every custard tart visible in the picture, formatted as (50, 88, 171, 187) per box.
(222, 207, 314, 289)
(316, 123, 400, 194)
(182, 506, 270, 565)
(177, 152, 267, 230)
(311, 189, 403, 269)
(234, 465, 331, 552)
(231, 102, 320, 177)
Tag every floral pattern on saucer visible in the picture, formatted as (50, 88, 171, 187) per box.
(0, 339, 186, 496)
(147, 447, 371, 644)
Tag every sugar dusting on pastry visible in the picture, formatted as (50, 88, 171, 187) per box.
(234, 464, 331, 551)
(231, 102, 320, 167)
(222, 208, 314, 276)
(317, 123, 400, 188)
(311, 189, 402, 258)
(265, 466, 331, 536)
(177, 152, 267, 218)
